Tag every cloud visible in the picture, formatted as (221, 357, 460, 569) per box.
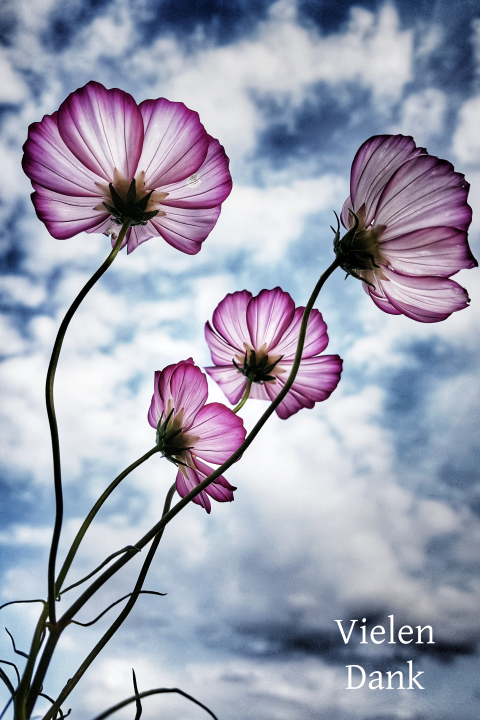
(0, 1, 480, 719)
(452, 95, 480, 166)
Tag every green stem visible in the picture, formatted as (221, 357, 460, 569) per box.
(14, 603, 49, 720)
(38, 485, 177, 720)
(232, 379, 252, 413)
(55, 445, 159, 596)
(46, 220, 132, 627)
(89, 687, 218, 720)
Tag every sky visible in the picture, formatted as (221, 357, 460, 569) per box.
(0, 0, 480, 718)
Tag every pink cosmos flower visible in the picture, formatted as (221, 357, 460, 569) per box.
(22, 81, 232, 254)
(148, 359, 246, 513)
(338, 134, 477, 322)
(204, 288, 343, 420)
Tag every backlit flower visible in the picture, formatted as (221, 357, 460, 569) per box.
(22, 81, 232, 254)
(205, 288, 342, 420)
(148, 359, 246, 513)
(337, 134, 477, 322)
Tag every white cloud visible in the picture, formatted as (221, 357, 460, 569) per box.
(452, 94, 480, 166)
(392, 88, 447, 145)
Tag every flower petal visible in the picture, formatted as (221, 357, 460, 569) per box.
(246, 288, 296, 352)
(176, 465, 211, 512)
(160, 137, 232, 209)
(31, 183, 108, 239)
(377, 155, 472, 237)
(265, 355, 343, 419)
(189, 402, 246, 464)
(204, 365, 247, 405)
(139, 98, 209, 188)
(209, 290, 253, 353)
(346, 135, 426, 226)
(380, 226, 477, 277)
(57, 81, 144, 181)
(22, 112, 104, 197)
(175, 455, 236, 513)
(366, 267, 471, 322)
(193, 456, 236, 501)
(135, 204, 222, 255)
(148, 370, 165, 428)
(270, 307, 329, 360)
(160, 361, 208, 429)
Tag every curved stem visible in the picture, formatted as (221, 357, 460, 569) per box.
(232, 379, 252, 413)
(89, 687, 218, 720)
(37, 484, 177, 720)
(55, 445, 159, 596)
(14, 603, 49, 720)
(46, 221, 131, 626)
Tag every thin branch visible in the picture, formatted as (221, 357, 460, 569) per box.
(0, 696, 13, 720)
(46, 222, 131, 626)
(0, 658, 20, 685)
(0, 666, 15, 696)
(60, 547, 141, 596)
(70, 591, 166, 627)
(39, 693, 71, 720)
(5, 628, 28, 658)
(0, 599, 46, 612)
(89, 688, 218, 720)
(132, 669, 142, 720)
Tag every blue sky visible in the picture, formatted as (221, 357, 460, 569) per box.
(0, 0, 480, 718)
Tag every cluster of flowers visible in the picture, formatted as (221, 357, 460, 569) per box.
(23, 82, 477, 512)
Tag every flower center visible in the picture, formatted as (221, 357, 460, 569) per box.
(156, 407, 198, 467)
(333, 205, 387, 284)
(233, 345, 284, 384)
(95, 170, 168, 227)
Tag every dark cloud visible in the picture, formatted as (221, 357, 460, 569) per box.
(41, 0, 113, 51)
(136, 0, 275, 46)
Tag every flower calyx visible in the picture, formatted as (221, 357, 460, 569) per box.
(233, 350, 283, 384)
(155, 409, 191, 467)
(332, 210, 381, 287)
(103, 178, 159, 227)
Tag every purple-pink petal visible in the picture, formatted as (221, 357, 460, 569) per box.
(377, 156, 472, 237)
(138, 98, 209, 188)
(160, 361, 208, 429)
(380, 226, 477, 277)
(204, 365, 247, 405)
(188, 402, 246, 464)
(347, 135, 426, 227)
(160, 137, 232, 209)
(148, 370, 165, 428)
(176, 465, 211, 512)
(366, 267, 470, 322)
(246, 288, 296, 351)
(263, 355, 343, 419)
(31, 184, 108, 239)
(138, 204, 222, 255)
(211, 290, 252, 353)
(22, 112, 104, 198)
(57, 82, 144, 181)
(270, 307, 329, 360)
(175, 456, 236, 513)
